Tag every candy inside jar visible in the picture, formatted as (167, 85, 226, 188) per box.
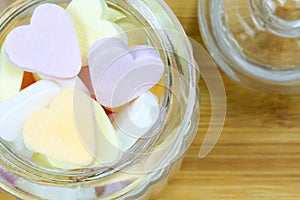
(0, 0, 166, 171)
(0, 0, 198, 199)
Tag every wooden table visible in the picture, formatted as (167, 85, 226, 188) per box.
(158, 0, 300, 199)
(2, 0, 300, 199)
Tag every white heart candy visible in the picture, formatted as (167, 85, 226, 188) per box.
(36, 73, 90, 95)
(113, 91, 160, 151)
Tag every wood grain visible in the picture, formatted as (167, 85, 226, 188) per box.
(2, 0, 300, 199)
(158, 0, 300, 199)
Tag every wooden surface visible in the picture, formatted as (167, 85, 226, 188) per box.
(158, 0, 300, 199)
(2, 0, 300, 199)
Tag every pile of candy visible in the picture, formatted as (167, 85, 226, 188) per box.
(0, 0, 164, 170)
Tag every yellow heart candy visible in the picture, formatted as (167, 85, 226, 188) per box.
(31, 99, 122, 169)
(23, 89, 96, 167)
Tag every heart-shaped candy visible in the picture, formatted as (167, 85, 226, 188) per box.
(21, 72, 36, 90)
(31, 98, 121, 170)
(23, 89, 96, 167)
(0, 80, 60, 142)
(36, 73, 90, 95)
(0, 44, 24, 102)
(5, 4, 81, 78)
(88, 37, 164, 109)
(114, 91, 160, 151)
(92, 99, 122, 165)
(66, 0, 126, 66)
(67, 0, 107, 20)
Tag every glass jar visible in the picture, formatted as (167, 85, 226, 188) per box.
(199, 0, 300, 93)
(0, 0, 199, 199)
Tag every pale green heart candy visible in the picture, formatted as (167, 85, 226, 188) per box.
(66, 0, 126, 66)
(0, 44, 24, 102)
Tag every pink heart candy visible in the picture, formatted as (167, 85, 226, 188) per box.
(5, 4, 81, 78)
(88, 37, 164, 109)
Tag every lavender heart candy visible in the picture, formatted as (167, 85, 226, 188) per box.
(88, 37, 164, 109)
(5, 4, 82, 78)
